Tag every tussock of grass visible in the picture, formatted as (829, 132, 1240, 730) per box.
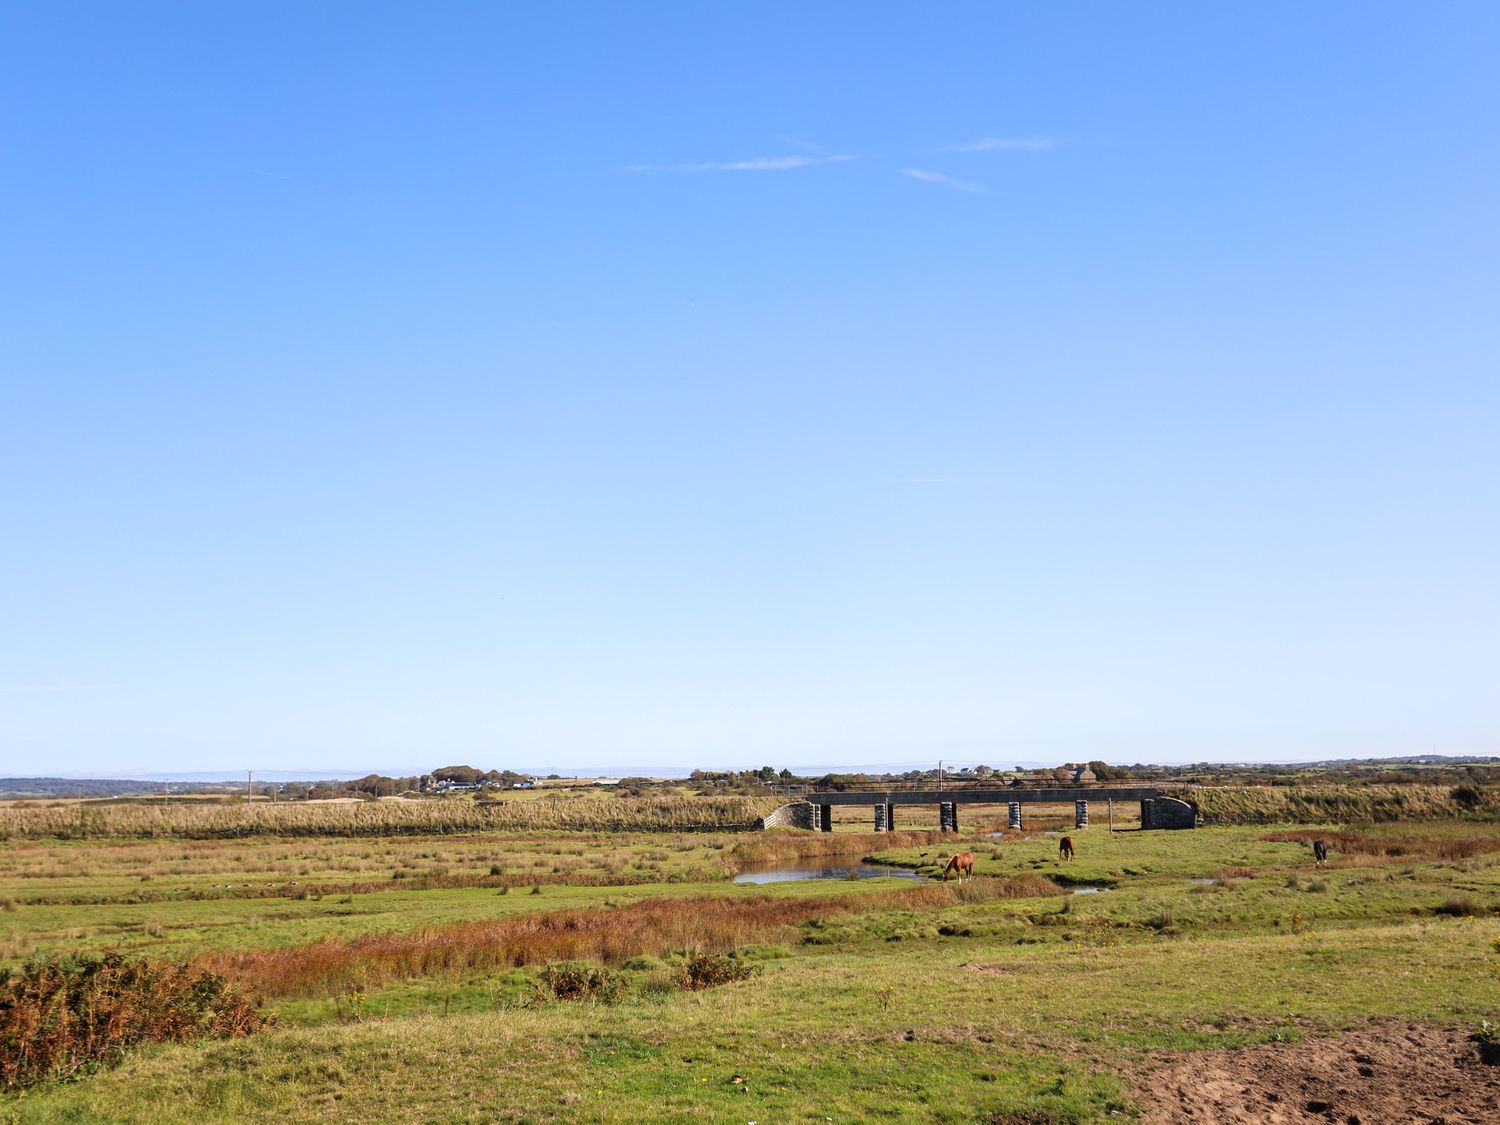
(1432, 894, 1487, 917)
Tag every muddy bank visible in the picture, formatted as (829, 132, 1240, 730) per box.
(1135, 1021, 1498, 1123)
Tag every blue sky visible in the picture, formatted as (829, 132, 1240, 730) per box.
(2, 2, 1497, 776)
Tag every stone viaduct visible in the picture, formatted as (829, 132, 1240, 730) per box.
(761, 786, 1197, 832)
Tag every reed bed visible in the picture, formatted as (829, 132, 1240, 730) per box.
(0, 796, 785, 841)
(198, 878, 1061, 1000)
(1180, 784, 1499, 825)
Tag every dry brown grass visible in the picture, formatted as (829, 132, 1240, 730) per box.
(0, 797, 784, 841)
(197, 878, 1060, 1000)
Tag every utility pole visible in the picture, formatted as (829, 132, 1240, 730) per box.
(246, 770, 253, 801)
(937, 760, 943, 792)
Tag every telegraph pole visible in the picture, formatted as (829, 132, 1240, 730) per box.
(937, 760, 943, 792)
(246, 770, 253, 801)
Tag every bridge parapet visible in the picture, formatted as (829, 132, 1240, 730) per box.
(809, 786, 1162, 806)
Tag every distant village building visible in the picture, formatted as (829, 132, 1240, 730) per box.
(1071, 767, 1096, 784)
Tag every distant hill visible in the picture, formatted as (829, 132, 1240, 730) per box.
(1300, 755, 1499, 767)
(0, 777, 234, 798)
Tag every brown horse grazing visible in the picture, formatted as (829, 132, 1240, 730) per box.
(1312, 839, 1329, 866)
(1058, 836, 1075, 860)
(943, 852, 974, 881)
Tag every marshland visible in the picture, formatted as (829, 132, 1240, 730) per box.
(3, 774, 1498, 1122)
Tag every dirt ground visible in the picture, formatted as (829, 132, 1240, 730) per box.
(1135, 1022, 1500, 1124)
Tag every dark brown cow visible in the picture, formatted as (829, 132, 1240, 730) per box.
(1312, 839, 1329, 865)
(1059, 836, 1075, 860)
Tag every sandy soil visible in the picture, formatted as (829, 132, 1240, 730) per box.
(1134, 1022, 1499, 1124)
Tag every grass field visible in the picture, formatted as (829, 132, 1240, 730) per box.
(3, 805, 1499, 1122)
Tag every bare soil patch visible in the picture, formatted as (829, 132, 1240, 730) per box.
(1135, 1022, 1499, 1124)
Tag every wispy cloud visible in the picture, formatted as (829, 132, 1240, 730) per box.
(249, 169, 292, 180)
(945, 136, 1058, 153)
(624, 153, 855, 173)
(886, 476, 994, 485)
(0, 683, 116, 694)
(775, 133, 824, 154)
(904, 168, 985, 193)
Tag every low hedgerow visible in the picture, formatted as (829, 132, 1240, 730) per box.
(0, 953, 265, 1090)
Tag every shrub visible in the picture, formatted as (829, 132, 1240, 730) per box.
(534, 962, 625, 1004)
(676, 953, 755, 991)
(0, 954, 265, 1090)
(1453, 786, 1483, 812)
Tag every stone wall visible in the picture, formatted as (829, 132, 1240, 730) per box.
(1140, 796, 1197, 830)
(758, 801, 817, 830)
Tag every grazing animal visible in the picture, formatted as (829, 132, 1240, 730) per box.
(1058, 836, 1075, 860)
(943, 852, 975, 882)
(1312, 839, 1328, 865)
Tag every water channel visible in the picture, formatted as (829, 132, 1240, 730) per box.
(732, 858, 926, 884)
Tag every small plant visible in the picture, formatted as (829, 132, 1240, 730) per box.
(677, 953, 756, 991)
(1146, 907, 1174, 932)
(1475, 1019, 1500, 1065)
